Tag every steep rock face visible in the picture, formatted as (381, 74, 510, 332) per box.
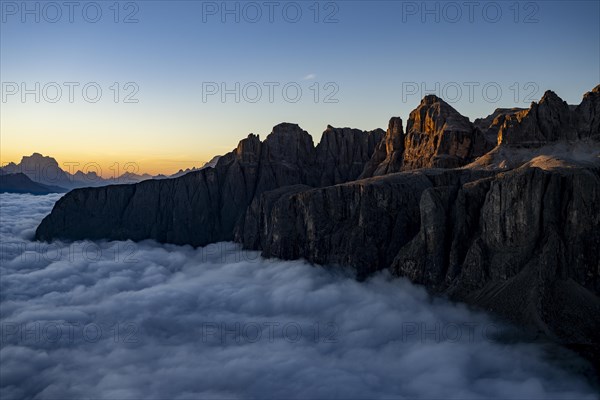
(574, 85, 600, 139)
(242, 164, 600, 353)
(35, 123, 383, 244)
(35, 169, 224, 245)
(402, 95, 492, 170)
(360, 117, 405, 178)
(242, 173, 429, 278)
(474, 108, 526, 143)
(253, 123, 318, 191)
(498, 91, 579, 145)
(241, 169, 494, 278)
(390, 165, 600, 349)
(316, 126, 384, 186)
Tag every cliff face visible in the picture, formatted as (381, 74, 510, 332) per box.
(574, 85, 600, 140)
(241, 162, 600, 356)
(316, 126, 384, 186)
(240, 169, 495, 278)
(391, 165, 600, 344)
(35, 123, 383, 245)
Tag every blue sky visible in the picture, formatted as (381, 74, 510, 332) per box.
(1, 0, 599, 174)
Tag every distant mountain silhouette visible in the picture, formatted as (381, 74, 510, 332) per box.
(1, 153, 215, 190)
(0, 173, 67, 195)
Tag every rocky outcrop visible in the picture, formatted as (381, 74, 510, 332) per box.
(359, 117, 404, 178)
(316, 126, 384, 185)
(35, 123, 384, 244)
(360, 98, 495, 177)
(574, 85, 600, 140)
(474, 107, 526, 143)
(498, 90, 584, 146)
(402, 95, 493, 170)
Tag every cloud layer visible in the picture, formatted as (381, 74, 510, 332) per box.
(0, 193, 597, 399)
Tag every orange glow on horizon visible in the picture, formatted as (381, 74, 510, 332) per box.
(0, 151, 216, 178)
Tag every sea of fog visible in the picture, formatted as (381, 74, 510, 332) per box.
(0, 193, 598, 399)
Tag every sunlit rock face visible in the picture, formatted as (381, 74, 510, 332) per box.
(474, 107, 526, 143)
(401, 95, 493, 170)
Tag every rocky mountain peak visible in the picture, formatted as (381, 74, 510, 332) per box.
(359, 117, 404, 178)
(7, 153, 72, 187)
(574, 84, 600, 139)
(269, 122, 306, 137)
(233, 133, 262, 164)
(262, 123, 315, 165)
(21, 153, 60, 167)
(386, 117, 404, 147)
(421, 94, 442, 105)
(316, 125, 385, 185)
(474, 108, 526, 144)
(538, 89, 563, 105)
(498, 90, 579, 145)
(402, 95, 490, 170)
(407, 95, 473, 135)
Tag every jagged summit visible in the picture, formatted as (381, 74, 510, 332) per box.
(420, 94, 443, 105)
(21, 152, 60, 165)
(316, 125, 384, 185)
(403, 96, 492, 169)
(269, 122, 306, 136)
(359, 117, 405, 178)
(575, 84, 600, 139)
(497, 87, 598, 145)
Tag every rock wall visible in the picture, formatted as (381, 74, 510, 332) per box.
(241, 164, 600, 355)
(35, 123, 383, 245)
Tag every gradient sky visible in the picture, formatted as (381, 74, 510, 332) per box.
(1, 0, 599, 176)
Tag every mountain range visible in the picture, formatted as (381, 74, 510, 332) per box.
(34, 85, 600, 369)
(0, 154, 220, 193)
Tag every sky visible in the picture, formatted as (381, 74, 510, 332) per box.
(1, 0, 599, 176)
(1, 192, 598, 399)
